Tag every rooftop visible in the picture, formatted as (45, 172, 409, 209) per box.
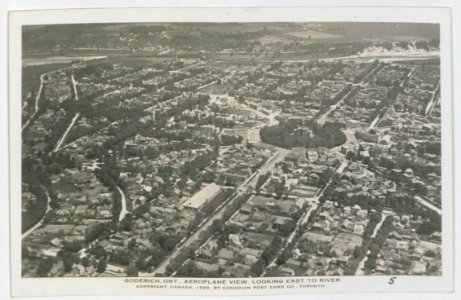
(182, 183, 222, 209)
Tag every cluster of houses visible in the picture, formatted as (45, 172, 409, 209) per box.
(213, 144, 272, 186)
(371, 215, 442, 276)
(21, 47, 442, 279)
(190, 231, 276, 277)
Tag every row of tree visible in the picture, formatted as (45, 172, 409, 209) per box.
(364, 216, 393, 271)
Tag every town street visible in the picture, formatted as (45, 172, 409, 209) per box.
(425, 80, 440, 115)
(316, 85, 359, 127)
(146, 144, 290, 276)
(261, 156, 348, 276)
(22, 73, 46, 131)
(51, 74, 81, 153)
(315, 61, 383, 127)
(51, 112, 80, 153)
(246, 148, 291, 189)
(144, 99, 290, 276)
(415, 195, 442, 215)
(71, 74, 79, 101)
(355, 210, 393, 275)
(261, 200, 319, 276)
(170, 61, 203, 74)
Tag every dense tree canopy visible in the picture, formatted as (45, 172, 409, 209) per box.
(260, 120, 346, 149)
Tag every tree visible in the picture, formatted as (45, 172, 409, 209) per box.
(36, 257, 55, 277)
(220, 134, 243, 146)
(128, 238, 137, 250)
(250, 259, 265, 276)
(414, 181, 428, 195)
(85, 223, 112, 243)
(346, 150, 356, 161)
(318, 196, 326, 204)
(96, 259, 107, 273)
(417, 212, 441, 235)
(255, 172, 271, 191)
(22, 244, 30, 259)
(202, 172, 216, 183)
(62, 240, 84, 252)
(58, 251, 80, 272)
(278, 220, 296, 236)
(126, 265, 139, 277)
(111, 249, 132, 266)
(261, 236, 282, 265)
(276, 249, 291, 265)
(81, 257, 91, 268)
(88, 243, 108, 259)
(368, 243, 380, 255)
(424, 250, 436, 258)
(353, 246, 364, 259)
(364, 256, 377, 270)
(158, 234, 179, 252)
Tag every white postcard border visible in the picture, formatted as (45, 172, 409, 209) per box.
(8, 5, 454, 297)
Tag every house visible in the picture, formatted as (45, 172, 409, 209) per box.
(198, 240, 218, 259)
(319, 211, 330, 220)
(195, 261, 220, 273)
(431, 231, 442, 243)
(240, 204, 252, 214)
(244, 254, 258, 265)
(307, 149, 318, 162)
(341, 220, 351, 231)
(324, 200, 334, 210)
(357, 209, 368, 219)
(352, 204, 361, 213)
(396, 240, 410, 250)
(229, 234, 242, 248)
(279, 267, 295, 276)
(354, 224, 365, 235)
(50, 237, 62, 247)
(218, 248, 234, 260)
(285, 147, 307, 164)
(388, 231, 402, 240)
(295, 198, 306, 209)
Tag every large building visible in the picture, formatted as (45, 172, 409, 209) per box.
(182, 183, 222, 210)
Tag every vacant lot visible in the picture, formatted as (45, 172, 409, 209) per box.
(199, 83, 233, 94)
(302, 231, 334, 243)
(330, 232, 363, 256)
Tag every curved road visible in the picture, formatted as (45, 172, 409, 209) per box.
(116, 186, 128, 221)
(22, 191, 51, 239)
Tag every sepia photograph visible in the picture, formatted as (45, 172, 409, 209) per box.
(5, 4, 457, 298)
(20, 21, 444, 279)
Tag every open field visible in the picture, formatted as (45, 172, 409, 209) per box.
(23, 55, 107, 66)
(22, 62, 71, 105)
(286, 30, 343, 40)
